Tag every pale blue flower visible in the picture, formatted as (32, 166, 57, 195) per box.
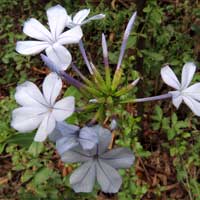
(59, 125, 134, 193)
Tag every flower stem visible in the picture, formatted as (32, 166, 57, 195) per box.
(60, 71, 84, 89)
(78, 39, 93, 74)
(71, 63, 87, 81)
(134, 93, 172, 103)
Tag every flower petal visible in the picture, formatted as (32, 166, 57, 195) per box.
(48, 124, 62, 142)
(70, 160, 96, 193)
(51, 122, 80, 151)
(181, 62, 196, 89)
(161, 65, 181, 90)
(81, 14, 105, 25)
(46, 5, 67, 40)
(49, 121, 78, 142)
(182, 96, 200, 116)
(41, 54, 61, 74)
(15, 81, 47, 107)
(79, 127, 98, 150)
(23, 18, 52, 42)
(73, 9, 90, 24)
(45, 43, 72, 70)
(42, 72, 62, 105)
(100, 148, 134, 169)
(96, 160, 122, 193)
(183, 83, 200, 101)
(56, 122, 80, 137)
(57, 26, 83, 45)
(16, 41, 49, 55)
(170, 91, 183, 109)
(56, 136, 79, 154)
(61, 146, 92, 163)
(94, 125, 112, 155)
(52, 96, 75, 121)
(65, 15, 74, 28)
(11, 107, 47, 133)
(34, 113, 56, 142)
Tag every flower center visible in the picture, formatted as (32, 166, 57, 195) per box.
(93, 155, 98, 160)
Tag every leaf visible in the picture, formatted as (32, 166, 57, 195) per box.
(28, 142, 44, 157)
(64, 86, 82, 100)
(21, 169, 34, 183)
(33, 167, 53, 185)
(167, 129, 176, 140)
(6, 132, 35, 148)
(171, 113, 178, 125)
(152, 105, 163, 121)
(0, 143, 6, 154)
(162, 117, 170, 130)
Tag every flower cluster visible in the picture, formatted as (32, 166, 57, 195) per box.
(16, 5, 104, 70)
(11, 4, 199, 194)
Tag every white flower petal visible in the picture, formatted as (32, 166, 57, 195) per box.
(23, 18, 52, 42)
(183, 96, 200, 116)
(172, 96, 183, 109)
(57, 26, 83, 45)
(66, 15, 75, 28)
(34, 113, 56, 142)
(15, 81, 47, 107)
(66, 15, 73, 25)
(161, 65, 181, 90)
(11, 107, 47, 133)
(181, 62, 196, 89)
(52, 96, 75, 121)
(81, 14, 105, 25)
(46, 5, 67, 40)
(73, 9, 90, 24)
(45, 43, 72, 70)
(16, 41, 49, 55)
(42, 72, 62, 105)
(183, 83, 200, 100)
(170, 91, 183, 109)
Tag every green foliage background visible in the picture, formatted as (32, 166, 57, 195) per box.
(0, 0, 200, 199)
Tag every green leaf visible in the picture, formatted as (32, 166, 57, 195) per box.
(154, 105, 163, 121)
(6, 132, 35, 148)
(28, 142, 44, 157)
(21, 170, 34, 183)
(33, 167, 53, 185)
(171, 113, 178, 125)
(64, 86, 82, 100)
(167, 129, 176, 140)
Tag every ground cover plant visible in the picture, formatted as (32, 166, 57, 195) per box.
(0, 0, 200, 199)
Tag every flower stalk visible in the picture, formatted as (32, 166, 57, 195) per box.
(78, 39, 93, 74)
(134, 93, 172, 103)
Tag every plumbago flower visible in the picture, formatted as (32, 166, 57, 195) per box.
(49, 122, 98, 153)
(58, 125, 134, 193)
(16, 5, 83, 70)
(11, 73, 75, 142)
(66, 9, 105, 28)
(161, 62, 200, 116)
